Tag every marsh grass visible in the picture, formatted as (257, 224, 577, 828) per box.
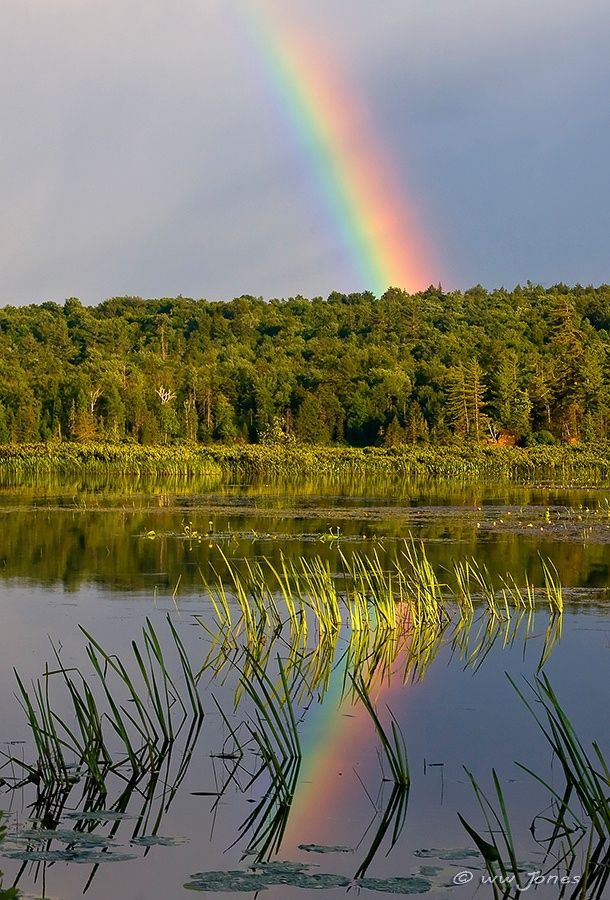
(6, 617, 203, 792)
(3, 442, 610, 483)
(226, 654, 304, 861)
(512, 675, 610, 843)
(2, 707, 202, 896)
(354, 784, 410, 880)
(194, 542, 564, 671)
(400, 539, 447, 628)
(351, 677, 409, 788)
(3, 542, 571, 892)
(460, 674, 610, 898)
(541, 558, 564, 614)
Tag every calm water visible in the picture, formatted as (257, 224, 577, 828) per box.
(0, 473, 609, 900)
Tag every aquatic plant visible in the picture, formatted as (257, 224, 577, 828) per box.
(240, 653, 302, 769)
(399, 539, 447, 627)
(6, 617, 203, 791)
(3, 442, 610, 485)
(540, 558, 564, 614)
(355, 784, 411, 880)
(512, 675, 609, 844)
(460, 674, 610, 898)
(0, 443, 223, 478)
(229, 654, 304, 861)
(0, 814, 19, 900)
(195, 543, 565, 655)
(351, 677, 410, 788)
(1, 722, 200, 896)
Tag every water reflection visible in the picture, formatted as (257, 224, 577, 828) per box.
(1, 473, 610, 596)
(0, 472, 608, 899)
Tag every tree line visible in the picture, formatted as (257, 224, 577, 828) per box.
(0, 282, 609, 446)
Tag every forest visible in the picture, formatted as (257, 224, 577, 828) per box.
(0, 282, 609, 447)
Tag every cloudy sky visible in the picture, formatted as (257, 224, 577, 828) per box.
(2, 0, 609, 304)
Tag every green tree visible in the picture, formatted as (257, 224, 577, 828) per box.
(0, 404, 9, 444)
(447, 360, 487, 441)
(295, 394, 330, 444)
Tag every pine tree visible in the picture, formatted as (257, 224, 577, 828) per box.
(447, 361, 487, 441)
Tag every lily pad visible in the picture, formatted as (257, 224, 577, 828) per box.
(417, 866, 444, 877)
(298, 844, 352, 854)
(131, 835, 189, 847)
(185, 871, 268, 892)
(356, 876, 431, 894)
(12, 828, 113, 848)
(251, 861, 309, 876)
(252, 861, 349, 888)
(285, 874, 351, 889)
(414, 848, 479, 861)
(4, 848, 136, 864)
(185, 863, 351, 892)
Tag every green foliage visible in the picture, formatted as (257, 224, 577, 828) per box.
(1, 284, 610, 445)
(9, 617, 203, 790)
(351, 677, 410, 786)
(1, 441, 610, 483)
(521, 429, 558, 447)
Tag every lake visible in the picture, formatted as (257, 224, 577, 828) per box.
(0, 471, 609, 899)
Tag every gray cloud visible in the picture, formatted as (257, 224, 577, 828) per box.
(1, 0, 609, 304)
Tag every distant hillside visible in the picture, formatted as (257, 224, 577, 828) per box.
(0, 284, 609, 446)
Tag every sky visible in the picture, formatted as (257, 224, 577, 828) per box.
(1, 0, 609, 305)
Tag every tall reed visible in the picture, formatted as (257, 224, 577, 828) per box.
(9, 617, 203, 790)
(460, 674, 610, 897)
(351, 677, 409, 787)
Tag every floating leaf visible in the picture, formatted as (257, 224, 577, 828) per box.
(12, 828, 113, 848)
(251, 862, 307, 876)
(356, 876, 431, 894)
(414, 847, 479, 861)
(417, 866, 443, 877)
(4, 848, 136, 864)
(287, 874, 351, 890)
(185, 863, 350, 893)
(131, 835, 189, 847)
(184, 871, 268, 892)
(65, 810, 134, 822)
(298, 844, 352, 854)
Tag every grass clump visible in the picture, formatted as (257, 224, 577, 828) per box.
(6, 617, 203, 792)
(460, 674, 610, 897)
(2, 442, 610, 483)
(351, 677, 410, 788)
(197, 542, 565, 653)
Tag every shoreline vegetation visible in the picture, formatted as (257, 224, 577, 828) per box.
(1, 287, 610, 449)
(0, 441, 609, 481)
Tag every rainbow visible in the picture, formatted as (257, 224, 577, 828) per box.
(282, 656, 411, 848)
(240, 2, 435, 295)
